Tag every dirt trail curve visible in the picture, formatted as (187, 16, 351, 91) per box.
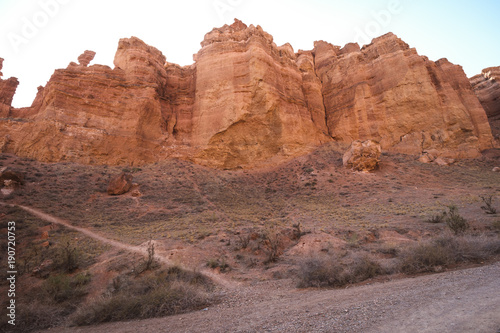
(1, 203, 237, 289)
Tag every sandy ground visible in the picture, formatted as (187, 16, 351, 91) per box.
(39, 261, 500, 333)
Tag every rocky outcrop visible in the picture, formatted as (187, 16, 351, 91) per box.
(1, 40, 170, 165)
(314, 33, 493, 159)
(343, 140, 381, 172)
(0, 58, 19, 117)
(0, 20, 495, 168)
(470, 67, 500, 140)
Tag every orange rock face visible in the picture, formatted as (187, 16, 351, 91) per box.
(470, 67, 500, 140)
(192, 20, 330, 168)
(0, 20, 495, 168)
(314, 33, 493, 159)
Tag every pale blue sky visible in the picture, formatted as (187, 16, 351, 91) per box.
(1, 0, 499, 107)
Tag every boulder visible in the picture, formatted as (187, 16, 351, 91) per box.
(107, 172, 133, 195)
(433, 157, 455, 166)
(343, 140, 382, 172)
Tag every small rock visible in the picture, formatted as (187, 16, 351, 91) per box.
(418, 153, 434, 164)
(433, 157, 455, 166)
(493, 167, 500, 172)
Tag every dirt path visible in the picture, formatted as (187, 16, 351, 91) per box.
(38, 261, 500, 333)
(2, 203, 237, 289)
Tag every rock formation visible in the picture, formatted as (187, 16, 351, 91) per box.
(470, 67, 500, 140)
(0, 20, 495, 168)
(0, 58, 19, 117)
(77, 50, 96, 67)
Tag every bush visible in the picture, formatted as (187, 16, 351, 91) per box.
(426, 211, 446, 223)
(206, 258, 230, 273)
(296, 254, 382, 288)
(398, 235, 500, 274)
(297, 257, 345, 288)
(0, 301, 66, 332)
(42, 272, 91, 303)
(480, 195, 497, 214)
(345, 255, 383, 283)
(71, 267, 214, 326)
(444, 205, 469, 235)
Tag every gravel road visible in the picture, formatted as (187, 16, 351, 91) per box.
(40, 261, 500, 333)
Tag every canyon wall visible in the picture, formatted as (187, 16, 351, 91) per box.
(0, 20, 494, 168)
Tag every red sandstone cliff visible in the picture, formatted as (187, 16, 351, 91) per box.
(0, 20, 495, 168)
(314, 33, 493, 159)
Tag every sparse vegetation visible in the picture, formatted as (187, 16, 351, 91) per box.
(398, 235, 500, 274)
(444, 205, 469, 235)
(480, 195, 497, 214)
(71, 266, 215, 326)
(143, 237, 158, 272)
(426, 211, 446, 223)
(297, 234, 500, 289)
(206, 257, 230, 272)
(41, 272, 91, 303)
(262, 227, 283, 264)
(297, 254, 382, 288)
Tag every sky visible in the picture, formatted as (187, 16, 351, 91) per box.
(0, 0, 499, 107)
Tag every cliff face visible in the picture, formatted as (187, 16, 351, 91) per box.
(470, 67, 500, 140)
(192, 21, 330, 168)
(314, 33, 492, 158)
(0, 20, 495, 168)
